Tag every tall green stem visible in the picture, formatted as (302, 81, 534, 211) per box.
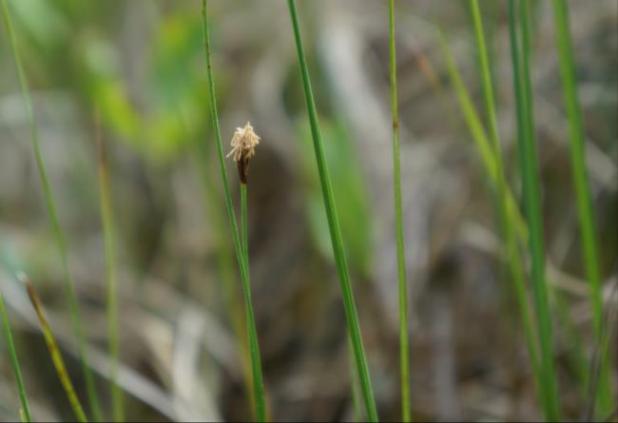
(194, 139, 255, 412)
(507, 0, 560, 419)
(0, 0, 101, 420)
(0, 291, 32, 422)
(550, 0, 614, 415)
(286, 1, 378, 421)
(201, 2, 266, 420)
(388, 1, 410, 421)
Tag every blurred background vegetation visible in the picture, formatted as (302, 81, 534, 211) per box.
(0, 0, 616, 421)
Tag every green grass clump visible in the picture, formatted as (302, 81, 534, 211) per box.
(0, 0, 101, 420)
(438, 22, 541, 411)
(200, 1, 267, 420)
(286, 1, 378, 421)
(468, 0, 544, 387)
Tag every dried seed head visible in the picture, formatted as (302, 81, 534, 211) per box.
(227, 121, 260, 184)
(227, 121, 260, 162)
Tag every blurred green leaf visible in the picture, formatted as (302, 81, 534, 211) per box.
(151, 13, 204, 107)
(74, 13, 211, 162)
(299, 118, 373, 277)
(9, 0, 69, 48)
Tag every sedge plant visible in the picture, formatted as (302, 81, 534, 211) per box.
(193, 136, 255, 412)
(438, 25, 542, 402)
(468, 0, 544, 382)
(94, 112, 124, 422)
(441, 24, 595, 419)
(0, 0, 102, 420)
(465, 1, 584, 415)
(21, 274, 88, 423)
(508, 0, 560, 419)
(286, 1, 378, 421)
(0, 290, 32, 422)
(201, 2, 267, 420)
(228, 122, 261, 414)
(442, 5, 595, 414)
(387, 1, 411, 421)
(226, 122, 260, 261)
(550, 0, 615, 416)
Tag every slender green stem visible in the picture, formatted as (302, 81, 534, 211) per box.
(507, 1, 560, 419)
(467, 0, 541, 378)
(95, 112, 123, 422)
(23, 276, 88, 423)
(550, 0, 614, 415)
(0, 291, 32, 422)
(241, 184, 249, 259)
(387, 1, 410, 421)
(194, 139, 255, 413)
(238, 182, 258, 416)
(469, 0, 500, 157)
(286, 1, 378, 421)
(0, 1, 101, 420)
(201, 2, 266, 421)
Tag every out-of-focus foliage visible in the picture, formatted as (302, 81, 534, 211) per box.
(299, 118, 373, 278)
(8, 0, 214, 162)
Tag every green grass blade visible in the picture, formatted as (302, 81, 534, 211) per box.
(200, 2, 266, 421)
(469, 0, 500, 156)
(0, 291, 32, 422)
(387, 1, 410, 421)
(22, 275, 88, 423)
(550, 0, 614, 415)
(468, 0, 507, 278)
(95, 112, 123, 422)
(507, 0, 560, 419)
(286, 1, 378, 421)
(438, 25, 541, 390)
(0, 1, 102, 420)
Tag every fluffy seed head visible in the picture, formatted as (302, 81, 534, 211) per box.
(227, 121, 260, 163)
(227, 121, 260, 184)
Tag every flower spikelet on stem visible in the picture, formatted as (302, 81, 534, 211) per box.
(227, 121, 260, 184)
